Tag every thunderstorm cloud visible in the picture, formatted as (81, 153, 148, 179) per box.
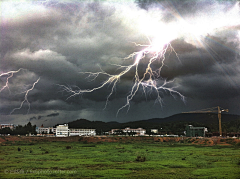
(0, 0, 240, 126)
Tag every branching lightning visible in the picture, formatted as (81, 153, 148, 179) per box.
(0, 69, 40, 114)
(0, 68, 23, 93)
(60, 38, 185, 115)
(10, 77, 40, 115)
(58, 1, 239, 116)
(2, 0, 239, 120)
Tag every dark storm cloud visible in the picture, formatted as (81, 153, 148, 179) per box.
(0, 0, 240, 125)
(159, 36, 240, 79)
(28, 113, 59, 122)
(136, 0, 238, 12)
(29, 116, 36, 121)
(180, 73, 240, 99)
(136, 0, 207, 15)
(47, 113, 60, 117)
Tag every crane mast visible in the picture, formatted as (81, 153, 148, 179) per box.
(183, 106, 228, 136)
(218, 106, 222, 136)
(217, 106, 229, 136)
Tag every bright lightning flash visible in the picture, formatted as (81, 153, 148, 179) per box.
(0, 69, 40, 114)
(0, 68, 23, 93)
(59, 37, 185, 115)
(58, 1, 239, 116)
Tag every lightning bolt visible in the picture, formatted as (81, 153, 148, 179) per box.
(0, 68, 23, 93)
(0, 69, 40, 114)
(10, 77, 40, 115)
(60, 38, 185, 115)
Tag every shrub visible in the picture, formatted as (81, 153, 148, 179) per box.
(135, 155, 146, 162)
(78, 137, 84, 141)
(234, 142, 240, 148)
(66, 146, 71, 149)
(237, 160, 240, 166)
(226, 139, 236, 145)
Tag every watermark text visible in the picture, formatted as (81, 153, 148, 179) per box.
(4, 169, 76, 175)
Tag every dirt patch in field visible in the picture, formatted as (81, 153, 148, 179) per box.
(184, 137, 240, 146)
(0, 136, 239, 146)
(0, 136, 25, 143)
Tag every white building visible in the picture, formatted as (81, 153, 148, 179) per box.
(69, 129, 96, 136)
(0, 124, 14, 130)
(151, 129, 158, 134)
(56, 124, 69, 137)
(123, 127, 146, 136)
(110, 127, 146, 136)
(36, 127, 49, 134)
(36, 127, 56, 134)
(55, 124, 96, 137)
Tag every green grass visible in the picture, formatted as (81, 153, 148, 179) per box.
(0, 140, 239, 178)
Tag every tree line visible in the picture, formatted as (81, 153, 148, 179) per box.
(0, 122, 36, 135)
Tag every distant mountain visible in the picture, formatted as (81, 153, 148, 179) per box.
(67, 113, 240, 134)
(146, 113, 240, 124)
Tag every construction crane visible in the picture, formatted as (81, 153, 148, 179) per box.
(183, 106, 228, 136)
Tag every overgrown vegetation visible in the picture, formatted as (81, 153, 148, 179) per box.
(0, 140, 239, 178)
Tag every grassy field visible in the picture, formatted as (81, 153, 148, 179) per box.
(0, 139, 239, 179)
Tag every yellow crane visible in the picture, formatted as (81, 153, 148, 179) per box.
(183, 106, 228, 136)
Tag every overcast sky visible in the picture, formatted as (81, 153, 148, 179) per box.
(0, 0, 240, 127)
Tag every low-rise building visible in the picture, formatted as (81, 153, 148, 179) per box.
(36, 126, 56, 134)
(185, 125, 208, 137)
(56, 124, 69, 137)
(0, 124, 14, 130)
(36, 127, 50, 134)
(36, 124, 96, 137)
(69, 129, 96, 136)
(151, 129, 158, 134)
(55, 124, 96, 137)
(110, 127, 146, 136)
